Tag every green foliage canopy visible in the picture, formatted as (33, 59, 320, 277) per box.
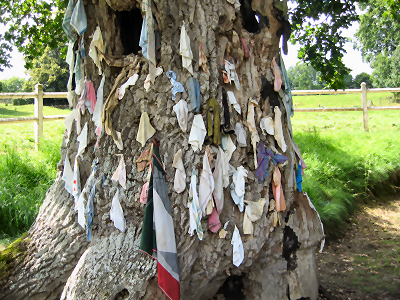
(0, 0, 68, 70)
(290, 0, 367, 89)
(0, 37, 12, 72)
(0, 0, 381, 90)
(355, 0, 400, 63)
(355, 0, 400, 88)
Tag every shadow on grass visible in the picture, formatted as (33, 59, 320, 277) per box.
(295, 131, 362, 235)
(317, 196, 400, 299)
(0, 108, 32, 118)
(293, 129, 395, 237)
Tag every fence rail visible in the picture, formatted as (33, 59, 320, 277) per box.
(293, 84, 400, 131)
(0, 83, 399, 150)
(0, 84, 69, 150)
(0, 115, 68, 124)
(0, 92, 68, 99)
(291, 87, 400, 95)
(295, 106, 400, 112)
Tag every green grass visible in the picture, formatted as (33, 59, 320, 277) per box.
(0, 103, 69, 151)
(0, 104, 68, 244)
(0, 136, 64, 239)
(293, 92, 400, 108)
(0, 121, 66, 151)
(292, 109, 400, 236)
(0, 103, 70, 118)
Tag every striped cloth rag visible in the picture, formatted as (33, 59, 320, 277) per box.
(140, 140, 180, 300)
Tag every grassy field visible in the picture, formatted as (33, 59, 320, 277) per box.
(0, 103, 70, 152)
(0, 104, 69, 247)
(292, 106, 400, 235)
(293, 92, 400, 108)
(0, 103, 70, 118)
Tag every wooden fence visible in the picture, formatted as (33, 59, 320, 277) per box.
(0, 84, 68, 150)
(292, 83, 400, 131)
(0, 83, 399, 150)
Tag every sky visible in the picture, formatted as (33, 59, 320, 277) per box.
(0, 20, 372, 81)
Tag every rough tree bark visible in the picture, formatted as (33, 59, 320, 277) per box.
(0, 0, 324, 299)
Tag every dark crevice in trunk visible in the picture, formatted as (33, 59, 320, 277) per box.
(114, 8, 143, 55)
(113, 288, 129, 300)
(212, 274, 245, 300)
(239, 0, 269, 34)
(283, 226, 300, 271)
(260, 76, 280, 108)
(284, 207, 295, 223)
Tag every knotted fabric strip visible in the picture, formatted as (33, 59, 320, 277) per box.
(188, 169, 204, 240)
(187, 77, 201, 113)
(199, 41, 209, 74)
(180, 23, 194, 75)
(62, 0, 77, 42)
(199, 150, 215, 216)
(247, 99, 260, 169)
(271, 57, 282, 92)
(266, 147, 288, 165)
(166, 70, 185, 101)
(206, 97, 222, 146)
(256, 142, 270, 183)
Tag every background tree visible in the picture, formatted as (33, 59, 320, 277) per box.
(0, 76, 27, 104)
(23, 46, 69, 105)
(355, 0, 400, 63)
(389, 47, 400, 89)
(355, 0, 400, 88)
(370, 46, 400, 100)
(0, 76, 25, 93)
(0, 0, 324, 299)
(287, 63, 325, 90)
(343, 74, 355, 89)
(284, 59, 372, 91)
(353, 72, 373, 88)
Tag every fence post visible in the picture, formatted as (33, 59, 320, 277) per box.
(34, 84, 44, 150)
(361, 82, 368, 132)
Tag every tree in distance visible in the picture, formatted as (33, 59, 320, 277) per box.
(355, 0, 400, 88)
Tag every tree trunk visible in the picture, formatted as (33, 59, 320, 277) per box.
(0, 0, 324, 299)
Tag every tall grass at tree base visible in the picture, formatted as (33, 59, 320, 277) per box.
(0, 138, 63, 240)
(293, 110, 400, 236)
(0, 113, 66, 247)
